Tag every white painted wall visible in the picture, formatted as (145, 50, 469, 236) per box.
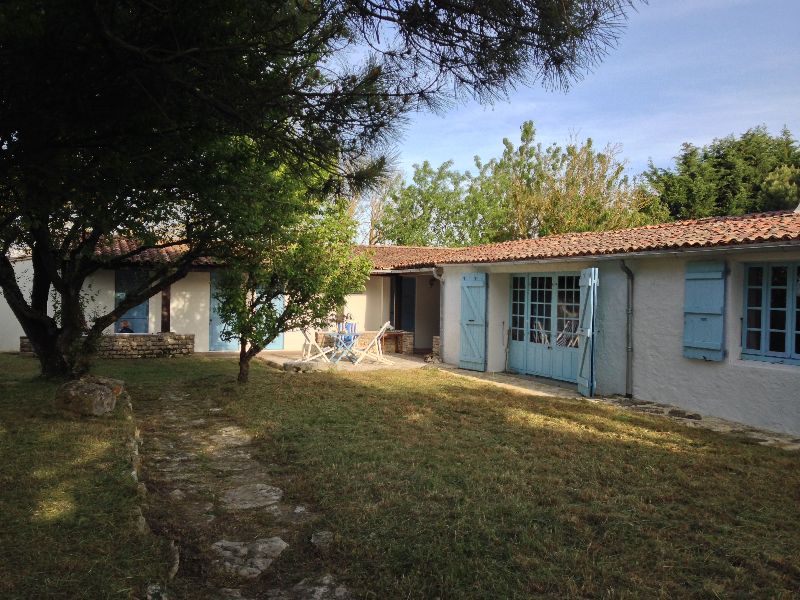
(0, 267, 392, 355)
(629, 249, 800, 435)
(0, 259, 32, 351)
(170, 270, 211, 352)
(363, 276, 391, 330)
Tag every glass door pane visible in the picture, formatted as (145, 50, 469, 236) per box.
(556, 274, 580, 348)
(529, 276, 552, 345)
(510, 276, 526, 342)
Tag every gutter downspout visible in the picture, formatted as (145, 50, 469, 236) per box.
(432, 267, 445, 359)
(620, 260, 634, 398)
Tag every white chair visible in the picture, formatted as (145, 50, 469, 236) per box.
(353, 321, 394, 365)
(301, 329, 333, 363)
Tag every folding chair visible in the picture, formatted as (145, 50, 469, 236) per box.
(353, 321, 394, 365)
(301, 329, 333, 363)
(330, 322, 361, 363)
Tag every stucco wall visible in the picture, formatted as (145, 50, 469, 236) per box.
(0, 259, 32, 351)
(170, 271, 211, 352)
(629, 249, 800, 435)
(0, 263, 120, 350)
(87, 269, 117, 334)
(363, 276, 391, 330)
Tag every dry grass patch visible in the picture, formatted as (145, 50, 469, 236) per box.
(221, 364, 800, 599)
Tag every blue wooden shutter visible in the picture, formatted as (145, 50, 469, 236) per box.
(683, 261, 726, 361)
(459, 273, 488, 371)
(577, 268, 598, 397)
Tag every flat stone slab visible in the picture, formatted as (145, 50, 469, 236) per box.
(210, 426, 253, 448)
(221, 483, 283, 509)
(211, 537, 288, 579)
(266, 574, 350, 599)
(311, 530, 334, 551)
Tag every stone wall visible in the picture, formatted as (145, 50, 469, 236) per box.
(315, 330, 414, 355)
(20, 333, 195, 359)
(432, 335, 440, 357)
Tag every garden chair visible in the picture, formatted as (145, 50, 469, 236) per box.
(300, 329, 333, 363)
(330, 321, 361, 363)
(353, 321, 394, 365)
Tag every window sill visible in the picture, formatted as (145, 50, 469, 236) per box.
(738, 353, 800, 368)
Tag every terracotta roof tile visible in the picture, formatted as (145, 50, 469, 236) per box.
(95, 238, 218, 265)
(90, 211, 800, 270)
(441, 210, 800, 265)
(355, 245, 456, 270)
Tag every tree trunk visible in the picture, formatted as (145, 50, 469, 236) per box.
(238, 341, 251, 383)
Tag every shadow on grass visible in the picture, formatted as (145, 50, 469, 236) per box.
(0, 354, 169, 599)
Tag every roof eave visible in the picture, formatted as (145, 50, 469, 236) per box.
(434, 239, 800, 268)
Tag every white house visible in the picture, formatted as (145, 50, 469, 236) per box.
(434, 210, 800, 436)
(2, 210, 799, 434)
(0, 245, 450, 355)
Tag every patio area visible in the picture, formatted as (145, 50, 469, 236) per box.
(258, 350, 430, 372)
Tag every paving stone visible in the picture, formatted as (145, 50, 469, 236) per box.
(311, 530, 334, 551)
(211, 537, 288, 579)
(210, 426, 253, 448)
(266, 574, 350, 599)
(221, 483, 283, 509)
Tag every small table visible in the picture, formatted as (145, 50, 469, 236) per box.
(329, 331, 362, 364)
(381, 330, 405, 354)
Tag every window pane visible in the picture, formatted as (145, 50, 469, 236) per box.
(747, 287, 762, 308)
(556, 274, 580, 348)
(770, 310, 786, 331)
(746, 330, 761, 351)
(769, 331, 786, 353)
(747, 309, 761, 328)
(771, 266, 787, 286)
(748, 266, 763, 287)
(770, 287, 787, 309)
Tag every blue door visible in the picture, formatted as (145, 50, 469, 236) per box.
(459, 273, 488, 371)
(577, 268, 599, 397)
(209, 271, 284, 352)
(506, 272, 587, 384)
(115, 270, 149, 333)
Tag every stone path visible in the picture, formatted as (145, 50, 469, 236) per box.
(137, 390, 350, 599)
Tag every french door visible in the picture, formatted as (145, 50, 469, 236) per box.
(508, 273, 581, 383)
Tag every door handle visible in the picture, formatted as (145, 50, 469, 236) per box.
(468, 319, 475, 322)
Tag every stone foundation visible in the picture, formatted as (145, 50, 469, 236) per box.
(20, 333, 195, 359)
(316, 330, 414, 355)
(432, 335, 440, 357)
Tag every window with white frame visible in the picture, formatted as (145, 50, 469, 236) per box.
(742, 263, 800, 364)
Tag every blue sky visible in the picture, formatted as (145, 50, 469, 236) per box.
(394, 0, 800, 179)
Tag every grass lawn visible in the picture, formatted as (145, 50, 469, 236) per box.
(0, 354, 170, 599)
(2, 353, 799, 598)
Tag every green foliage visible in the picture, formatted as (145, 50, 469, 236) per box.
(213, 197, 371, 381)
(645, 126, 800, 219)
(0, 0, 639, 376)
(376, 161, 480, 246)
(376, 121, 666, 246)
